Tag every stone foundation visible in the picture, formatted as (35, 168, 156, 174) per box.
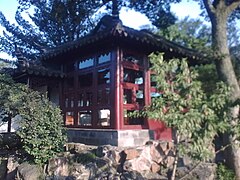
(67, 128, 155, 147)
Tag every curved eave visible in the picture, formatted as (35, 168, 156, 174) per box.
(3, 67, 65, 79)
(40, 26, 208, 65)
(41, 31, 112, 61)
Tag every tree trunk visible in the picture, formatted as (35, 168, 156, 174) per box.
(210, 9, 240, 179)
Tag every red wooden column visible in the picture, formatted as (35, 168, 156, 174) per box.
(74, 62, 79, 126)
(144, 55, 151, 106)
(59, 79, 64, 124)
(113, 47, 121, 130)
(144, 55, 151, 127)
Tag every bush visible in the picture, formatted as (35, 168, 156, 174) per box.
(217, 163, 235, 180)
(73, 153, 96, 164)
(0, 74, 67, 164)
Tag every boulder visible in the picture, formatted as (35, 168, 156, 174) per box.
(0, 158, 7, 180)
(66, 143, 95, 154)
(17, 162, 43, 180)
(69, 163, 90, 180)
(161, 150, 175, 168)
(150, 143, 165, 164)
(123, 148, 141, 160)
(151, 162, 161, 173)
(6, 155, 19, 180)
(5, 140, 210, 180)
(176, 163, 217, 180)
(123, 157, 152, 172)
(121, 171, 146, 180)
(141, 171, 168, 180)
(48, 156, 69, 177)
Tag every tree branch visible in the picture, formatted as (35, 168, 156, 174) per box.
(203, 0, 216, 16)
(227, 0, 240, 15)
(215, 143, 232, 154)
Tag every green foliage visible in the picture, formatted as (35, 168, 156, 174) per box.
(217, 163, 236, 180)
(73, 153, 96, 165)
(195, 64, 218, 95)
(158, 17, 211, 51)
(128, 0, 179, 29)
(0, 73, 67, 165)
(0, 59, 12, 70)
(133, 53, 233, 161)
(0, 0, 102, 60)
(0, 0, 185, 61)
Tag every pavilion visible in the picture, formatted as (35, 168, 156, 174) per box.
(5, 3, 204, 146)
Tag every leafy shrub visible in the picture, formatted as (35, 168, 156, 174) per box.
(131, 53, 232, 161)
(217, 163, 235, 180)
(73, 153, 96, 164)
(0, 74, 67, 164)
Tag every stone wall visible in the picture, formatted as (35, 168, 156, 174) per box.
(67, 128, 154, 147)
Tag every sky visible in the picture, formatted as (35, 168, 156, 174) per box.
(0, 0, 202, 28)
(0, 0, 202, 59)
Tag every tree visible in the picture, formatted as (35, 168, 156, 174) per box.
(0, 58, 12, 70)
(132, 0, 240, 177)
(157, 17, 211, 51)
(0, 0, 103, 60)
(0, 73, 67, 165)
(158, 16, 240, 87)
(128, 0, 179, 29)
(0, 0, 182, 61)
(133, 53, 233, 179)
(197, 1, 240, 178)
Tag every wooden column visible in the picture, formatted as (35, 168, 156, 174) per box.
(144, 55, 151, 127)
(113, 47, 121, 130)
(7, 114, 12, 133)
(92, 63, 98, 128)
(74, 62, 79, 126)
(59, 78, 65, 124)
(144, 55, 151, 106)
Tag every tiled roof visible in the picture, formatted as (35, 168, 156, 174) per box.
(41, 15, 207, 62)
(2, 63, 65, 78)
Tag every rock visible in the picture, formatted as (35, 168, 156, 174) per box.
(150, 143, 164, 164)
(122, 141, 176, 174)
(17, 162, 43, 180)
(65, 143, 75, 152)
(123, 148, 141, 160)
(162, 155, 175, 168)
(176, 163, 217, 180)
(158, 141, 168, 152)
(176, 166, 189, 178)
(46, 175, 75, 180)
(48, 156, 69, 177)
(121, 171, 146, 180)
(106, 150, 121, 164)
(0, 158, 7, 180)
(69, 163, 90, 180)
(6, 155, 19, 180)
(192, 163, 216, 180)
(142, 145, 152, 157)
(0, 141, 220, 180)
(124, 157, 152, 172)
(181, 155, 192, 167)
(167, 141, 174, 150)
(96, 145, 113, 157)
(141, 171, 168, 180)
(151, 162, 160, 173)
(66, 143, 95, 154)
